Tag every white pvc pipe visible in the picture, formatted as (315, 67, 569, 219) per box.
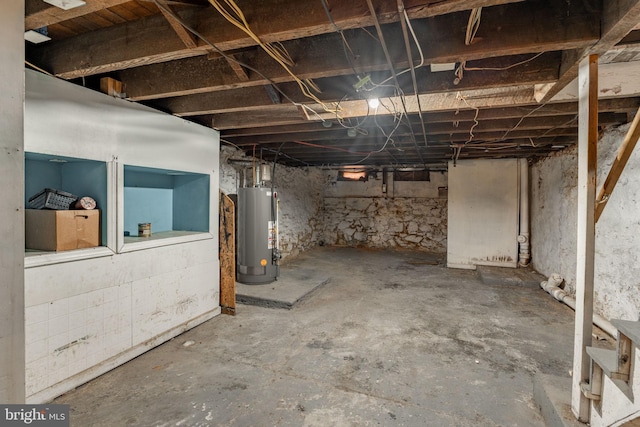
(540, 273, 617, 338)
(518, 158, 531, 267)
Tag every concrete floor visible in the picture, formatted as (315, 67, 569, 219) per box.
(54, 247, 578, 426)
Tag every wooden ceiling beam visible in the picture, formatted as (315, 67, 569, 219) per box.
(25, 0, 132, 30)
(262, 143, 574, 165)
(248, 137, 576, 157)
(28, 0, 599, 79)
(120, 31, 390, 100)
(224, 109, 625, 146)
(148, 53, 560, 115)
(218, 98, 640, 137)
(540, 0, 640, 102)
(120, 41, 559, 103)
(119, 15, 576, 101)
(210, 85, 538, 129)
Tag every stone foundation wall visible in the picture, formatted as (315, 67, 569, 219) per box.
(323, 197, 447, 252)
(221, 150, 449, 258)
(322, 170, 448, 252)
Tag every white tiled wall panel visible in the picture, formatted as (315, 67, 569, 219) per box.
(24, 239, 218, 399)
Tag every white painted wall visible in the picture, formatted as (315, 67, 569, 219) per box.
(24, 70, 220, 402)
(447, 159, 519, 269)
(530, 148, 579, 286)
(531, 121, 640, 427)
(0, 0, 25, 404)
(276, 167, 325, 259)
(532, 123, 640, 321)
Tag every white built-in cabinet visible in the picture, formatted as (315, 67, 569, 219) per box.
(23, 70, 220, 403)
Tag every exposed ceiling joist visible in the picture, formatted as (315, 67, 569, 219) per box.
(23, 0, 640, 166)
(540, 0, 640, 102)
(25, 0, 131, 30)
(29, 0, 598, 79)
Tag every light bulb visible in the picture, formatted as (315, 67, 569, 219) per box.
(368, 98, 379, 109)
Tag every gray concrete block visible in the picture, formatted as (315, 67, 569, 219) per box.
(236, 267, 331, 309)
(534, 373, 587, 427)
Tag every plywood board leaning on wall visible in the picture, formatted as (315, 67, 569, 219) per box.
(220, 191, 236, 315)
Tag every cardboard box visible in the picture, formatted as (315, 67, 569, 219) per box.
(25, 209, 100, 251)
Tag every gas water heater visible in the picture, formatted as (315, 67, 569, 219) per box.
(237, 186, 280, 284)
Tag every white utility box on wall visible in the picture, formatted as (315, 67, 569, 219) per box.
(447, 159, 519, 269)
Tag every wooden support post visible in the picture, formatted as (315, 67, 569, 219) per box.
(219, 191, 236, 315)
(572, 54, 598, 422)
(595, 106, 640, 222)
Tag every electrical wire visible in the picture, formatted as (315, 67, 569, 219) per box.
(500, 102, 548, 140)
(220, 138, 243, 151)
(462, 52, 545, 71)
(367, 8, 425, 89)
(539, 114, 578, 138)
(158, 0, 417, 165)
(152, 0, 330, 122)
(397, 0, 428, 147)
(320, 0, 360, 78)
(349, 102, 406, 165)
(364, 0, 425, 165)
(208, 0, 340, 116)
(465, 7, 482, 46)
(261, 147, 311, 166)
(375, 96, 407, 165)
(456, 92, 480, 144)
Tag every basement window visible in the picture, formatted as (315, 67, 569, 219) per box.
(338, 170, 368, 182)
(393, 169, 430, 182)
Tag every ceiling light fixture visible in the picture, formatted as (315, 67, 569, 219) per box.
(430, 63, 456, 72)
(368, 98, 379, 109)
(43, 0, 86, 10)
